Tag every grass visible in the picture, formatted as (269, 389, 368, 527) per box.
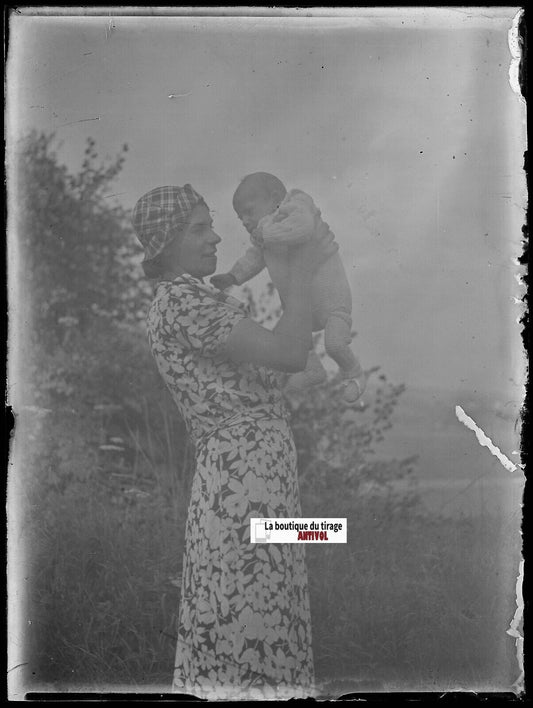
(23, 474, 188, 691)
(18, 468, 521, 696)
(306, 508, 521, 693)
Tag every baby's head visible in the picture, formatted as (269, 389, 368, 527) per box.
(232, 172, 287, 234)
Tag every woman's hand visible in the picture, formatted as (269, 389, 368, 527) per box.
(288, 219, 338, 275)
(210, 273, 237, 290)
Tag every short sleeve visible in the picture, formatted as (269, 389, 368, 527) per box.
(153, 280, 247, 357)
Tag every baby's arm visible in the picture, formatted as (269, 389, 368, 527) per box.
(230, 244, 266, 284)
(210, 244, 266, 290)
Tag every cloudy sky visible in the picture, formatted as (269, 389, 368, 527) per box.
(8, 8, 525, 471)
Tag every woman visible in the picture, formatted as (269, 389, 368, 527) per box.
(132, 185, 337, 700)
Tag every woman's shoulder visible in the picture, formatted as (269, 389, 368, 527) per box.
(147, 276, 199, 326)
(151, 274, 247, 320)
(147, 274, 249, 353)
(147, 277, 204, 344)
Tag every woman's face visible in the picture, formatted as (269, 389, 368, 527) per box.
(167, 203, 221, 278)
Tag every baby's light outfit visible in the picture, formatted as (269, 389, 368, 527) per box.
(229, 189, 364, 395)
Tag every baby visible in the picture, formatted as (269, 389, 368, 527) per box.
(211, 172, 366, 402)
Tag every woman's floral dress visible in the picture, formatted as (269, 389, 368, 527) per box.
(147, 273, 315, 700)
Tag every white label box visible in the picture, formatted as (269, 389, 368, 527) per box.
(250, 518, 347, 543)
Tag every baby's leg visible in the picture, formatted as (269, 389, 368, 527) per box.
(325, 311, 366, 402)
(324, 311, 361, 375)
(284, 350, 327, 394)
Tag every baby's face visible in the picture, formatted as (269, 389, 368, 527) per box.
(233, 189, 277, 234)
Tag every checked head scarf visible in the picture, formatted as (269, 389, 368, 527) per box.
(132, 184, 206, 262)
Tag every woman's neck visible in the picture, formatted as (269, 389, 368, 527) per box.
(160, 264, 184, 280)
(158, 266, 203, 283)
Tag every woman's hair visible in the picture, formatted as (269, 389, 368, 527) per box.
(142, 252, 167, 279)
(141, 197, 209, 280)
(142, 224, 183, 280)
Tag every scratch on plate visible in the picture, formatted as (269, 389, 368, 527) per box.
(59, 116, 101, 127)
(7, 662, 29, 674)
(455, 406, 517, 472)
(105, 17, 116, 40)
(506, 559, 524, 695)
(168, 92, 192, 99)
(508, 10, 523, 99)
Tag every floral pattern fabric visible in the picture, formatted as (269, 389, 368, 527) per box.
(147, 274, 315, 700)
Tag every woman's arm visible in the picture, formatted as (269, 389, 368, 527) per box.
(225, 224, 337, 372)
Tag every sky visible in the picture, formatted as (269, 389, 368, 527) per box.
(8, 7, 526, 478)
